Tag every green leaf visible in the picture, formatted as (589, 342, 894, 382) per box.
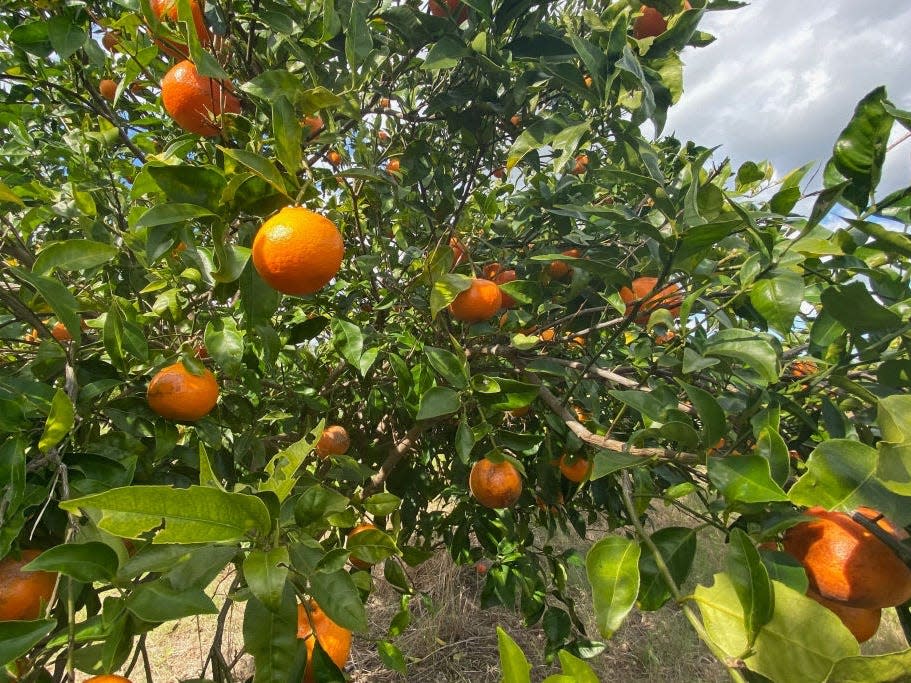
(331, 319, 364, 369)
(243, 585, 303, 683)
(220, 147, 289, 197)
(0, 620, 55, 668)
(820, 282, 901, 333)
(347, 528, 398, 566)
(363, 492, 401, 516)
(309, 569, 368, 632)
(726, 528, 774, 647)
(678, 381, 725, 448)
(424, 346, 469, 389)
(423, 36, 470, 70)
(591, 451, 649, 479)
(272, 96, 302, 181)
(554, 650, 599, 682)
(756, 425, 790, 487)
(244, 547, 290, 612)
(496, 627, 532, 683)
(828, 650, 911, 683)
(707, 456, 789, 504)
(704, 328, 780, 384)
(788, 440, 910, 526)
(0, 181, 24, 206)
(828, 86, 894, 211)
(47, 15, 87, 59)
(135, 203, 216, 228)
(416, 386, 461, 420)
(38, 389, 74, 453)
(378, 640, 407, 674)
(32, 240, 118, 274)
(240, 70, 305, 101)
(24, 542, 117, 582)
(126, 579, 217, 622)
(10, 267, 80, 341)
(506, 116, 567, 170)
(749, 272, 804, 333)
(345, 0, 373, 68)
(145, 165, 227, 212)
(260, 425, 322, 502)
(694, 575, 858, 683)
(637, 527, 696, 611)
(455, 418, 475, 463)
(60, 485, 272, 544)
(586, 535, 640, 638)
(294, 485, 349, 527)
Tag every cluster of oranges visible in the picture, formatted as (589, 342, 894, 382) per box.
(776, 507, 911, 642)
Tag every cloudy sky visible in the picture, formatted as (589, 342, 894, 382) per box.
(664, 0, 911, 200)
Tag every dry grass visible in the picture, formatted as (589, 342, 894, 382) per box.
(69, 503, 909, 682)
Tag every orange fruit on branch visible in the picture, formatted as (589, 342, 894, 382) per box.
(298, 600, 352, 683)
(386, 157, 400, 173)
(782, 507, 911, 608)
(469, 457, 522, 509)
(0, 550, 57, 621)
(147, 361, 219, 421)
(450, 237, 467, 267)
(86, 676, 133, 683)
(633, 1, 691, 39)
(449, 278, 502, 323)
(150, 0, 210, 46)
(347, 523, 377, 570)
(251, 206, 344, 296)
(790, 359, 818, 378)
(51, 321, 73, 341)
(509, 114, 522, 127)
(302, 115, 324, 137)
(327, 150, 342, 166)
(101, 31, 120, 52)
(548, 248, 581, 279)
(379, 97, 391, 108)
(316, 425, 350, 458)
(99, 79, 117, 102)
(482, 263, 517, 308)
(161, 60, 240, 137)
(806, 589, 881, 643)
(619, 276, 683, 324)
(558, 454, 592, 483)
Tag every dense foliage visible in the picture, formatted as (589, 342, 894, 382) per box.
(1, 0, 910, 681)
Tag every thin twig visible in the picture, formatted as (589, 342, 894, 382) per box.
(365, 423, 428, 493)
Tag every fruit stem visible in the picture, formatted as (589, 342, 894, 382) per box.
(619, 472, 748, 683)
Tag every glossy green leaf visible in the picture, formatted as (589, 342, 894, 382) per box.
(145, 165, 227, 211)
(244, 547, 290, 612)
(828, 650, 911, 683)
(220, 147, 289, 197)
(243, 584, 303, 683)
(38, 389, 74, 453)
(331, 319, 364, 368)
(308, 569, 368, 632)
(0, 620, 55, 668)
(272, 96, 302, 181)
(496, 627, 532, 683)
(637, 526, 696, 611)
(820, 282, 901, 333)
(10, 267, 80, 341)
(135, 203, 216, 228)
(60, 485, 272, 544)
(416, 386, 460, 420)
(126, 579, 217, 622)
(260, 424, 322, 502)
(424, 346, 469, 389)
(707, 455, 788, 504)
(586, 535, 640, 638)
(24, 541, 117, 582)
(750, 272, 804, 334)
(32, 240, 118, 274)
(726, 528, 774, 647)
(704, 328, 780, 384)
(378, 640, 407, 674)
(430, 273, 471, 317)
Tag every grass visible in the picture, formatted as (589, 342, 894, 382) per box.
(72, 503, 909, 682)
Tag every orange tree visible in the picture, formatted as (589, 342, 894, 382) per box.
(1, 0, 911, 681)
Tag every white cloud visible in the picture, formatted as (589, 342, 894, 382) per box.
(662, 0, 911, 199)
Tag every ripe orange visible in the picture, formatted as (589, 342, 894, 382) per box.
(327, 150, 342, 166)
(583, 75, 593, 88)
(347, 523, 377, 570)
(99, 79, 117, 101)
(316, 425, 350, 458)
(428, 0, 468, 23)
(790, 360, 818, 378)
(386, 158, 400, 173)
(558, 454, 592, 483)
(102, 31, 120, 52)
(378, 130, 391, 142)
(469, 458, 522, 509)
(482, 264, 517, 309)
(633, 1, 691, 39)
(492, 166, 506, 179)
(85, 676, 133, 683)
(302, 115, 324, 136)
(655, 330, 677, 345)
(147, 361, 219, 421)
(619, 276, 683, 324)
(548, 248, 580, 279)
(450, 237, 467, 267)
(571, 335, 586, 347)
(379, 97, 391, 108)
(449, 278, 502, 323)
(251, 206, 344, 295)
(856, 506, 911, 541)
(0, 550, 57, 621)
(298, 600, 352, 683)
(572, 404, 591, 422)
(508, 405, 531, 418)
(51, 321, 72, 341)
(782, 507, 911, 608)
(150, 0, 210, 46)
(161, 60, 240, 137)
(509, 114, 522, 127)
(806, 589, 881, 643)
(539, 327, 556, 342)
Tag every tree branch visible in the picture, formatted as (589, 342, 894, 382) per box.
(365, 422, 427, 493)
